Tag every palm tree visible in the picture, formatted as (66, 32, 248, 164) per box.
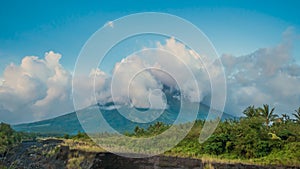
(257, 104, 278, 129)
(281, 113, 290, 123)
(243, 105, 258, 118)
(293, 107, 300, 124)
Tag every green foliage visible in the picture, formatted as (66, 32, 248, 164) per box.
(0, 122, 35, 154)
(156, 104, 300, 166)
(243, 105, 258, 118)
(203, 133, 229, 155)
(63, 134, 70, 139)
(1, 103, 300, 167)
(257, 104, 278, 128)
(293, 107, 300, 124)
(0, 165, 8, 169)
(129, 122, 170, 137)
(71, 131, 90, 140)
(253, 142, 300, 166)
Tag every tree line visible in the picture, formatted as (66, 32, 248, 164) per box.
(131, 104, 300, 165)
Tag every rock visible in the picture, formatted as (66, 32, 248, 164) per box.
(56, 146, 69, 161)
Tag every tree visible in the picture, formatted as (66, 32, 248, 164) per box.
(134, 126, 145, 136)
(281, 114, 290, 124)
(0, 123, 14, 136)
(203, 133, 229, 155)
(243, 105, 258, 118)
(0, 123, 21, 154)
(257, 104, 278, 129)
(293, 107, 300, 124)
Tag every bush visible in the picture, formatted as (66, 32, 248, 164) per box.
(0, 122, 25, 154)
(203, 134, 230, 155)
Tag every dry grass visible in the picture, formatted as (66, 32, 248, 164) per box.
(62, 139, 105, 153)
(67, 156, 85, 169)
(204, 163, 214, 169)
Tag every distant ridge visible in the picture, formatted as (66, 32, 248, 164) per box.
(13, 89, 235, 135)
(12, 102, 235, 136)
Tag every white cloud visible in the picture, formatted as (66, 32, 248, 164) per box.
(0, 51, 73, 123)
(110, 56, 164, 108)
(73, 68, 110, 108)
(105, 37, 218, 108)
(1, 37, 213, 123)
(1, 28, 299, 124)
(222, 27, 300, 116)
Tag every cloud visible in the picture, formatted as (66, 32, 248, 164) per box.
(1, 38, 217, 124)
(104, 37, 216, 109)
(0, 51, 73, 123)
(110, 56, 165, 108)
(2, 38, 209, 123)
(1, 27, 299, 124)
(222, 27, 300, 116)
(73, 68, 110, 108)
(0, 78, 4, 86)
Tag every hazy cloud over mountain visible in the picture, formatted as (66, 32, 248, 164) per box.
(0, 28, 299, 123)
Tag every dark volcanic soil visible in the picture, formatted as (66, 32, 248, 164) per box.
(0, 139, 299, 169)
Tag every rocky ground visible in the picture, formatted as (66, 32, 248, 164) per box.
(0, 138, 299, 169)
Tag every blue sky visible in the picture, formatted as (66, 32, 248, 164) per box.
(1, 0, 300, 123)
(0, 0, 299, 73)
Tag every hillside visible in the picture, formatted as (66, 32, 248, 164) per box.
(12, 102, 234, 135)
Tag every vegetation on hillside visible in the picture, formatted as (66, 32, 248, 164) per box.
(0, 123, 36, 155)
(130, 104, 300, 166)
(62, 104, 300, 166)
(1, 104, 300, 167)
